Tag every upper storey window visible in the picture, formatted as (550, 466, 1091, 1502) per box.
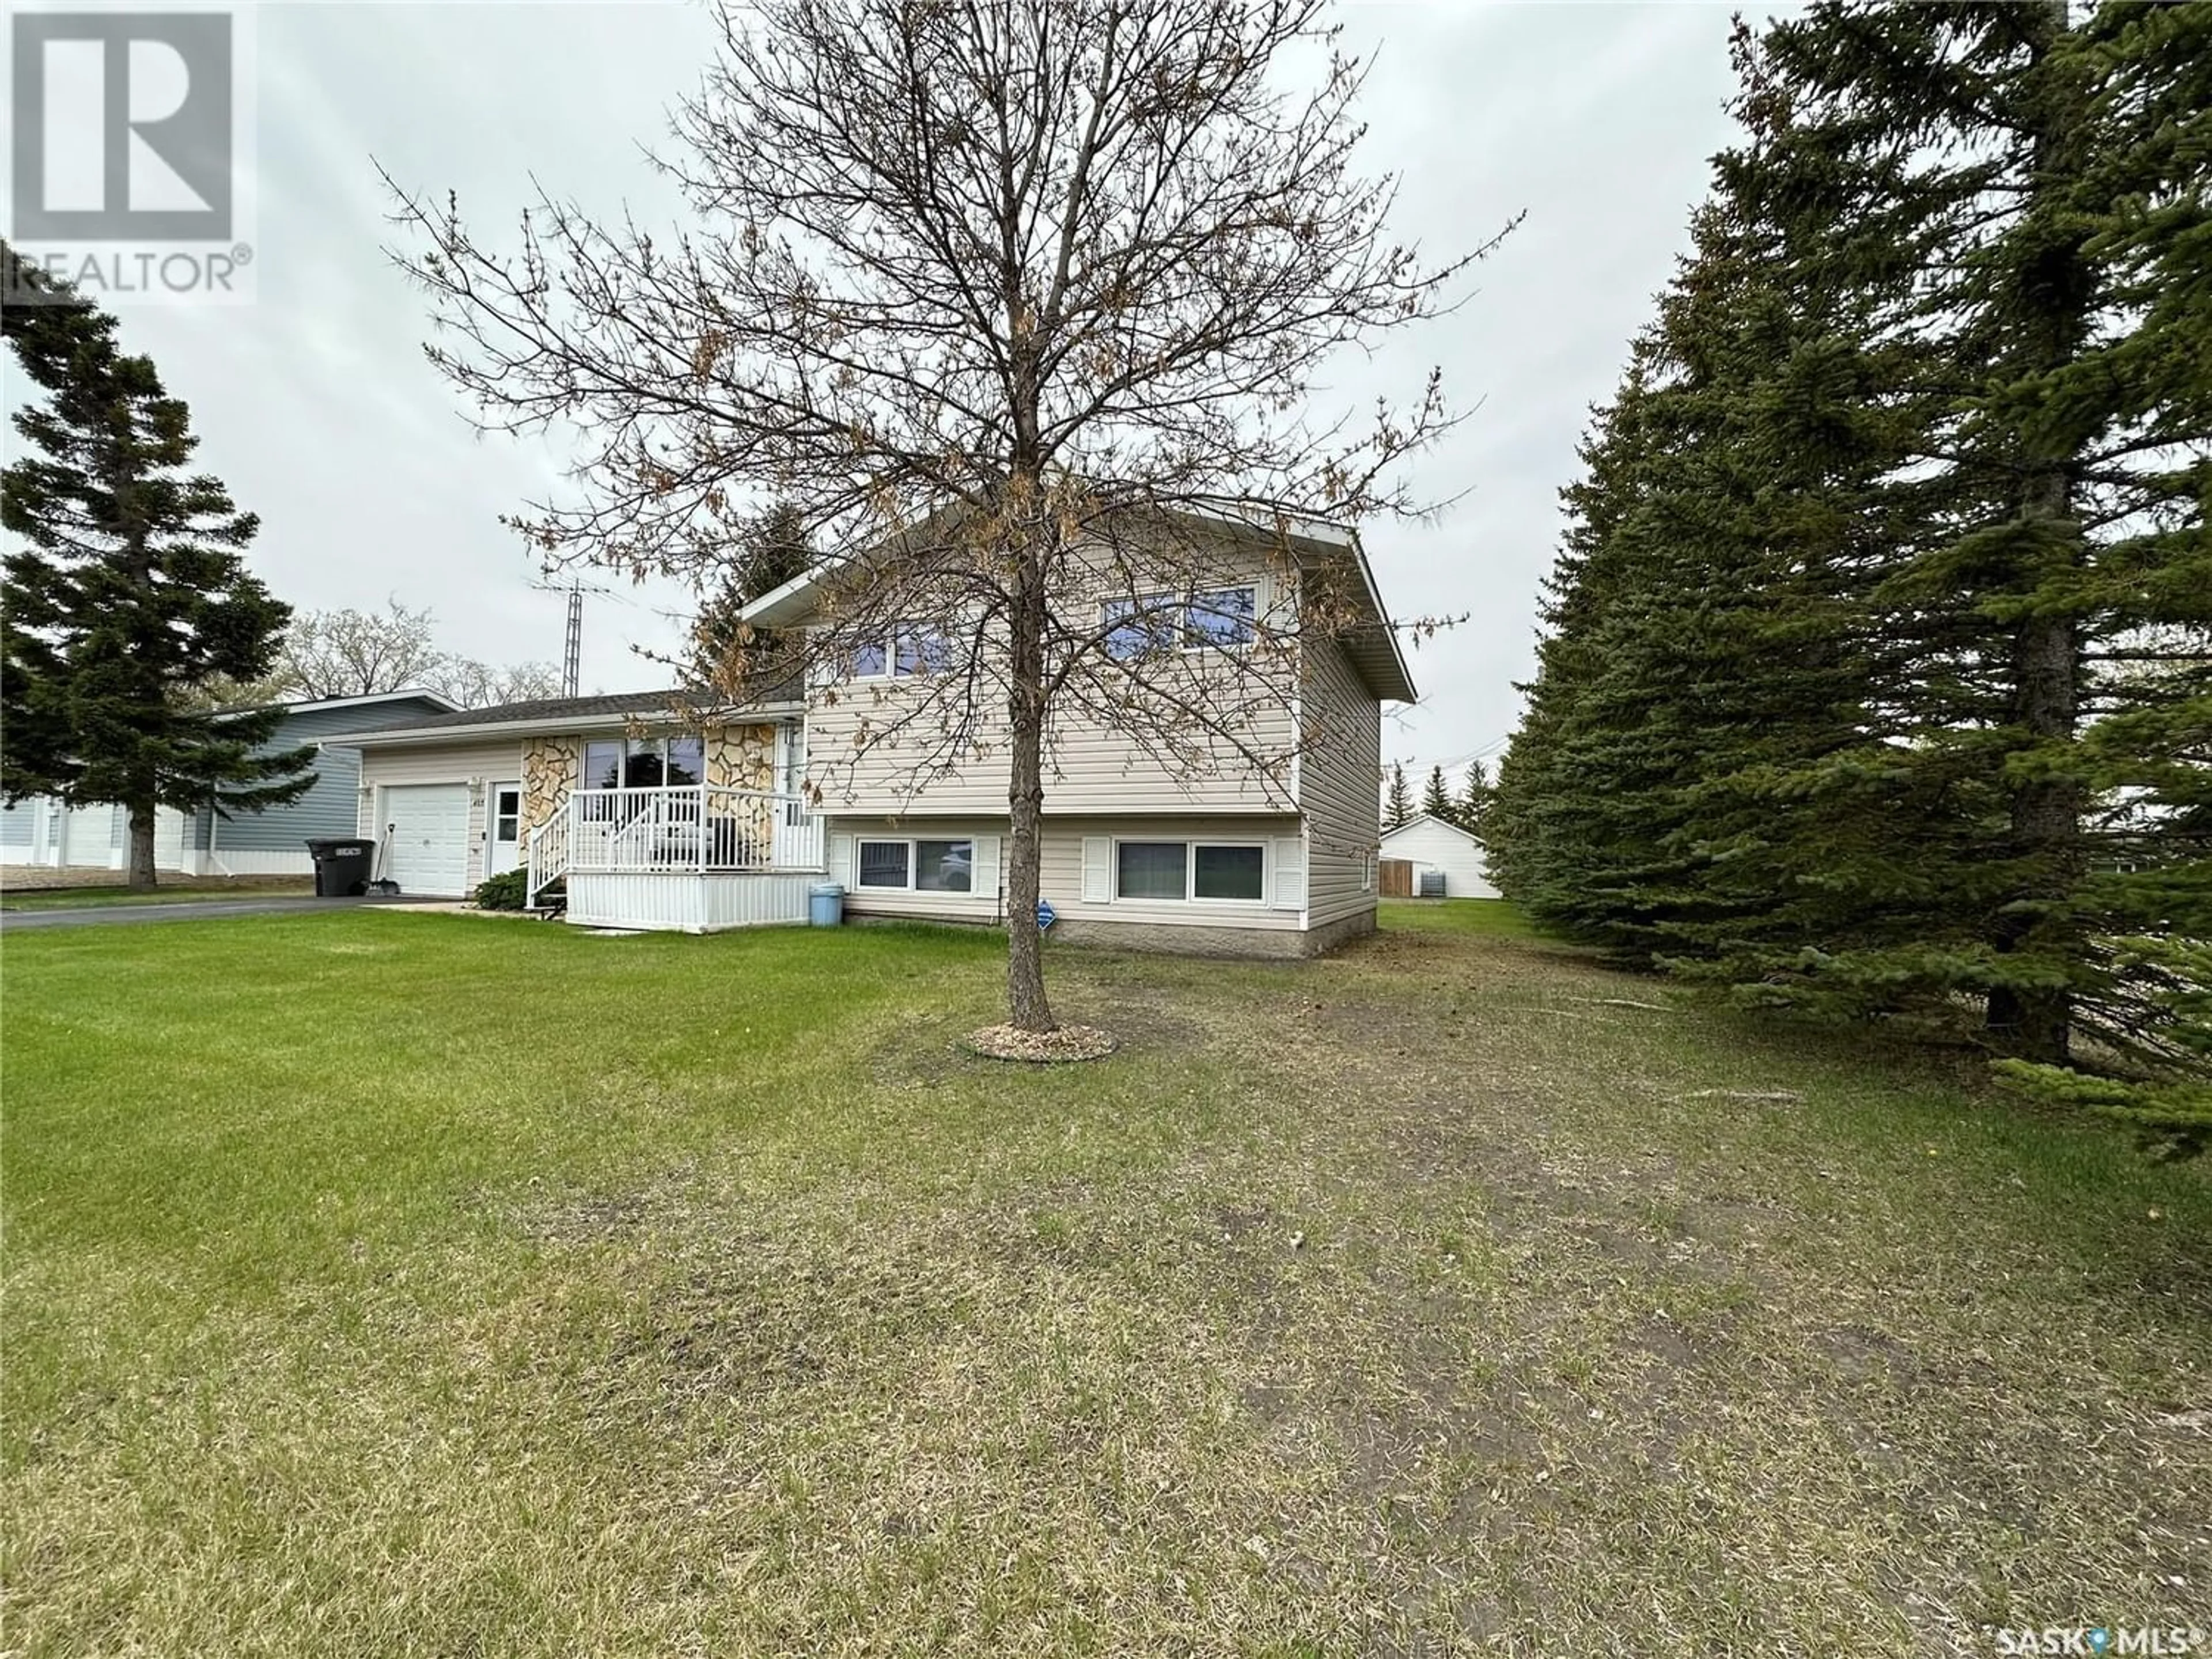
(1103, 585, 1257, 660)
(850, 624, 952, 679)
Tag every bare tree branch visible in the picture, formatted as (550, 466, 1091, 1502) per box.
(384, 0, 1513, 1028)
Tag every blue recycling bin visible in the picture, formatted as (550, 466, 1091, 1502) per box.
(809, 882, 845, 927)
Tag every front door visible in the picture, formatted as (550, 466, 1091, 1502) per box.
(486, 781, 524, 876)
(770, 724, 814, 867)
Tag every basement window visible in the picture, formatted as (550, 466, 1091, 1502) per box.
(857, 838, 974, 893)
(1113, 840, 1264, 904)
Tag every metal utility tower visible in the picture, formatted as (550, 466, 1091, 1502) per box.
(532, 578, 611, 698)
(560, 588, 583, 697)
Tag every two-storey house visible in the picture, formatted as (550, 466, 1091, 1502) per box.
(341, 506, 1411, 952)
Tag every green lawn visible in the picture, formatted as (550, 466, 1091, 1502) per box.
(4, 910, 2208, 1656)
(1377, 895, 1540, 937)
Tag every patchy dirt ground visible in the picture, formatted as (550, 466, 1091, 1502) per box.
(506, 929, 2212, 1655)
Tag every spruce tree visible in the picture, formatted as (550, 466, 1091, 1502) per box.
(1493, 137, 1911, 966)
(1384, 763, 1411, 830)
(1457, 760, 1494, 839)
(1984, 1, 2212, 1139)
(1490, 367, 1671, 948)
(1499, 2, 2209, 1130)
(1732, 2, 2208, 1069)
(2, 249, 312, 888)
(1639, 16, 1965, 999)
(1421, 765, 1452, 823)
(685, 502, 813, 694)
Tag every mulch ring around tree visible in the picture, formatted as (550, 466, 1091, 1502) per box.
(961, 1023, 1119, 1064)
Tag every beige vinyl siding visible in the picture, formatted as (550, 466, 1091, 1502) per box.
(805, 541, 1297, 817)
(805, 694, 1009, 813)
(1296, 634, 1382, 929)
(1043, 815, 1305, 931)
(355, 738, 525, 892)
(825, 817, 1006, 922)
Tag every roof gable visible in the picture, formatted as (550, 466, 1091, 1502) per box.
(1381, 812, 1483, 849)
(271, 694, 459, 742)
(738, 499, 1416, 704)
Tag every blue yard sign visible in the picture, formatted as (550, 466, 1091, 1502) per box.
(1036, 899, 1057, 931)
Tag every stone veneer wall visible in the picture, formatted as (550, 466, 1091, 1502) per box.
(708, 724, 780, 848)
(706, 725, 777, 790)
(522, 736, 582, 832)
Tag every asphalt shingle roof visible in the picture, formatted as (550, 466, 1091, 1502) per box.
(397, 691, 702, 730)
(391, 673, 805, 732)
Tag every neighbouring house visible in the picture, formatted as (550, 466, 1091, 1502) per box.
(734, 504, 1414, 957)
(0, 690, 456, 877)
(1379, 812, 1498, 899)
(319, 690, 811, 911)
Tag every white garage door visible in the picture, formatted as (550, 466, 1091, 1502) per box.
(382, 784, 470, 896)
(154, 807, 189, 872)
(62, 801, 119, 868)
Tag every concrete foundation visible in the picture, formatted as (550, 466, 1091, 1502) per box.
(842, 903, 1379, 960)
(1045, 903, 1376, 960)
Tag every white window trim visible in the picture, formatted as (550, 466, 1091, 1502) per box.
(854, 835, 978, 895)
(849, 635, 895, 682)
(1111, 838, 1269, 906)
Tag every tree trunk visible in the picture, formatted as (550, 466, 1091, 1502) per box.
(1986, 596, 2081, 1066)
(1986, 3, 2088, 1067)
(125, 800, 159, 891)
(1005, 721, 1052, 1032)
(1003, 533, 1055, 1033)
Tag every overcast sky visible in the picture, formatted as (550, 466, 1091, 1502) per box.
(11, 1, 1751, 783)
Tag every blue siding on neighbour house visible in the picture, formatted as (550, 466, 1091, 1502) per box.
(0, 800, 35, 847)
(209, 696, 451, 852)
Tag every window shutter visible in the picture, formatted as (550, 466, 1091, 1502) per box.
(1272, 836, 1305, 911)
(1081, 836, 1111, 904)
(971, 835, 1001, 904)
(827, 833, 855, 888)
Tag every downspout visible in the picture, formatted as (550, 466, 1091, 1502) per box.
(207, 805, 236, 878)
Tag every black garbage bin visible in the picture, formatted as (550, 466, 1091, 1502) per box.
(305, 838, 376, 897)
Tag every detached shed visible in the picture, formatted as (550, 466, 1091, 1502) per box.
(1378, 813, 1497, 899)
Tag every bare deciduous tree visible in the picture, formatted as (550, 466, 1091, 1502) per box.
(428, 654, 565, 710)
(387, 0, 1512, 1029)
(268, 599, 445, 700)
(243, 598, 562, 709)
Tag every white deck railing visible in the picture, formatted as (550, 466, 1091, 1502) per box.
(562, 785, 821, 876)
(525, 799, 573, 909)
